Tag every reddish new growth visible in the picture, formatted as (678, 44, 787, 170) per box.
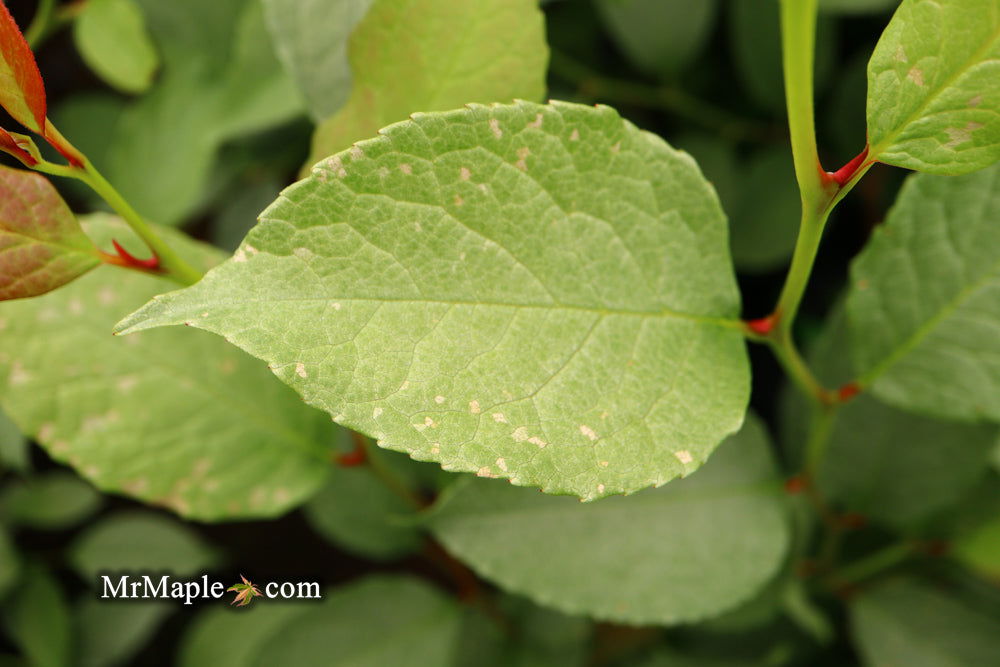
(103, 239, 161, 272)
(784, 475, 806, 494)
(827, 146, 871, 187)
(335, 447, 367, 467)
(745, 313, 778, 336)
(836, 382, 861, 403)
(0, 0, 83, 166)
(0, 128, 35, 166)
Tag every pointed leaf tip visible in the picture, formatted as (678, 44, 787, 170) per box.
(0, 0, 47, 132)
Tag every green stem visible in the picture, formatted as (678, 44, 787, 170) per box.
(24, 0, 57, 48)
(34, 140, 203, 287)
(824, 541, 917, 589)
(548, 49, 773, 143)
(767, 332, 828, 404)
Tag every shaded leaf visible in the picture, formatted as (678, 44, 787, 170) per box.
(103, 0, 302, 226)
(303, 450, 424, 561)
(261, 0, 374, 120)
(0, 470, 103, 529)
(728, 0, 836, 113)
(76, 599, 172, 667)
(116, 100, 750, 500)
(847, 165, 1000, 421)
(850, 579, 1000, 666)
(253, 577, 461, 667)
(0, 165, 99, 300)
(3, 567, 71, 667)
(306, 0, 547, 167)
(0, 215, 332, 519)
(594, 0, 718, 78)
(74, 0, 159, 94)
(70, 511, 218, 581)
(820, 0, 899, 13)
(867, 0, 1000, 173)
(429, 415, 789, 625)
(0, 525, 18, 598)
(0, 405, 28, 472)
(179, 602, 312, 667)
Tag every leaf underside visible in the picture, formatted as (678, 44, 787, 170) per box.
(117, 100, 750, 500)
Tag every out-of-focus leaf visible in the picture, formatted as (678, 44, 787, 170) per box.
(116, 100, 751, 501)
(0, 215, 332, 520)
(76, 598, 172, 667)
(594, 0, 718, 78)
(261, 0, 374, 120)
(102, 0, 302, 226)
(74, 0, 159, 94)
(850, 579, 1000, 666)
(253, 577, 462, 667)
(429, 415, 789, 625)
(306, 0, 547, 167)
(303, 447, 424, 561)
(70, 511, 218, 582)
(4, 567, 72, 667)
(847, 165, 1000, 421)
(729, 0, 836, 113)
(179, 602, 312, 667)
(728, 146, 800, 273)
(0, 525, 19, 598)
(0, 470, 102, 529)
(820, 0, 899, 13)
(0, 406, 28, 472)
(867, 0, 1000, 173)
(0, 165, 99, 300)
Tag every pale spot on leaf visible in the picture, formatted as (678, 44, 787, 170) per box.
(9, 362, 30, 386)
(496, 457, 508, 471)
(399, 163, 412, 175)
(674, 450, 693, 464)
(968, 95, 983, 107)
(492, 412, 507, 423)
(460, 167, 472, 180)
(512, 426, 529, 442)
(944, 121, 984, 148)
(527, 113, 543, 129)
(477, 466, 494, 477)
(579, 424, 598, 441)
(569, 128, 579, 141)
(373, 406, 383, 418)
(469, 400, 481, 414)
(515, 146, 530, 171)
(489, 118, 503, 138)
(597, 483, 605, 493)
(434, 395, 445, 404)
(907, 67, 924, 86)
(295, 362, 308, 378)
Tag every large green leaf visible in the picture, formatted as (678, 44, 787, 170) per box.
(180, 603, 313, 667)
(252, 577, 461, 667)
(847, 165, 1000, 421)
(428, 415, 789, 625)
(0, 215, 332, 519)
(0, 166, 99, 301)
(70, 511, 218, 581)
(74, 0, 159, 94)
(0, 406, 28, 472)
(850, 580, 1000, 666)
(116, 100, 750, 500)
(261, 0, 374, 120)
(102, 0, 302, 226)
(306, 0, 547, 167)
(867, 0, 1000, 173)
(594, 0, 718, 78)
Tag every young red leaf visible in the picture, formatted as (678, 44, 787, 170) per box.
(0, 1, 46, 133)
(0, 127, 36, 166)
(0, 165, 100, 300)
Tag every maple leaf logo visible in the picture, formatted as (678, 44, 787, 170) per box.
(227, 575, 262, 607)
